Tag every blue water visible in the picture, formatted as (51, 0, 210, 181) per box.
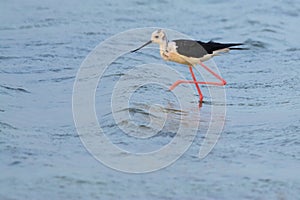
(1, 0, 300, 199)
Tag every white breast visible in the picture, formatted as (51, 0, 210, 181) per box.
(167, 41, 177, 53)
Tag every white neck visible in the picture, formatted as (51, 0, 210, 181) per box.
(159, 40, 168, 52)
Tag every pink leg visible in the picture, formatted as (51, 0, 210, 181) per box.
(189, 66, 203, 103)
(170, 80, 225, 90)
(169, 67, 203, 102)
(170, 63, 226, 88)
(169, 62, 226, 103)
(198, 61, 227, 85)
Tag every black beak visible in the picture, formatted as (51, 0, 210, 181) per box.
(131, 40, 152, 53)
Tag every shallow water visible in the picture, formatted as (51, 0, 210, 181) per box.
(1, 0, 300, 199)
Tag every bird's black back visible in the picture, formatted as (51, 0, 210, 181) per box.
(174, 39, 243, 58)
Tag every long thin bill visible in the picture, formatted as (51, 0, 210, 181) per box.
(131, 40, 152, 53)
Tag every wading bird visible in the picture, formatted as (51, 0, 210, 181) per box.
(131, 29, 245, 105)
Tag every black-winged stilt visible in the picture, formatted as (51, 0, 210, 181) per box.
(131, 29, 245, 105)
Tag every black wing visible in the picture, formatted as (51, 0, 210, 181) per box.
(174, 39, 243, 58)
(173, 40, 208, 58)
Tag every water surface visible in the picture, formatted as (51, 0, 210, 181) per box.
(1, 0, 300, 199)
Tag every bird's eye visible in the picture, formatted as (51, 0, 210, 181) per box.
(154, 35, 159, 38)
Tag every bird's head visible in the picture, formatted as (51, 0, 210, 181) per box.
(150, 29, 167, 45)
(131, 29, 167, 53)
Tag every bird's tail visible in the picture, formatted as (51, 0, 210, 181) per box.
(226, 43, 249, 50)
(205, 41, 248, 51)
(229, 47, 249, 50)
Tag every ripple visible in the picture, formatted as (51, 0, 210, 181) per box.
(48, 67, 73, 73)
(261, 28, 277, 33)
(0, 56, 21, 60)
(51, 76, 75, 83)
(38, 53, 56, 58)
(102, 72, 125, 78)
(0, 85, 30, 93)
(247, 20, 261, 26)
(0, 26, 16, 31)
(8, 161, 22, 166)
(244, 39, 268, 48)
(228, 82, 276, 89)
(0, 121, 17, 130)
(24, 41, 69, 47)
(83, 32, 102, 36)
(286, 48, 300, 52)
